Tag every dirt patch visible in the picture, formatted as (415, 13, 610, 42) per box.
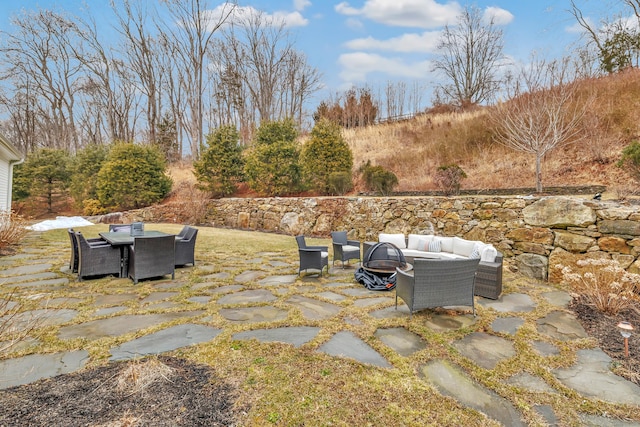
(0, 356, 242, 426)
(569, 296, 640, 386)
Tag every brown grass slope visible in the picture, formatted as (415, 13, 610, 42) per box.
(344, 68, 640, 194)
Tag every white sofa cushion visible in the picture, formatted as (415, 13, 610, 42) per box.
(438, 236, 454, 253)
(453, 237, 477, 257)
(480, 245, 498, 263)
(407, 234, 424, 249)
(402, 249, 441, 259)
(379, 233, 406, 249)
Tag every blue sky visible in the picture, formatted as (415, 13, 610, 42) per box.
(0, 0, 618, 106)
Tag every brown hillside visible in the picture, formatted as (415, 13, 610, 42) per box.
(344, 68, 640, 196)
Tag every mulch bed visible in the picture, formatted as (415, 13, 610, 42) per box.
(0, 356, 241, 426)
(568, 296, 640, 386)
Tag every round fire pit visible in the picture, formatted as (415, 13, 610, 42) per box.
(362, 242, 409, 274)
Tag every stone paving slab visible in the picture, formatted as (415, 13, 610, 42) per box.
(58, 311, 204, 340)
(374, 327, 426, 357)
(0, 263, 53, 277)
(317, 331, 391, 368)
(286, 295, 342, 320)
(425, 313, 476, 332)
(217, 289, 277, 305)
(452, 332, 516, 370)
(109, 324, 222, 361)
(553, 349, 640, 406)
(477, 292, 536, 312)
(491, 316, 525, 335)
(232, 326, 320, 347)
(218, 306, 288, 323)
(0, 350, 89, 389)
(420, 360, 525, 426)
(0, 272, 59, 285)
(257, 274, 297, 286)
(537, 310, 588, 341)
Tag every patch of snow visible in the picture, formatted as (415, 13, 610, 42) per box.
(26, 216, 95, 231)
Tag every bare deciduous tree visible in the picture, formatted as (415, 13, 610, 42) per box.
(211, 10, 321, 142)
(433, 5, 505, 108)
(160, 0, 236, 159)
(0, 9, 84, 151)
(491, 57, 591, 192)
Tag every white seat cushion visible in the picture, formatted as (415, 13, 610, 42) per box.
(342, 244, 360, 252)
(379, 233, 406, 249)
(402, 249, 440, 259)
(321, 251, 329, 259)
(453, 237, 477, 257)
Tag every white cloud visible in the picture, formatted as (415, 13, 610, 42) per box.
(338, 52, 432, 82)
(294, 0, 312, 11)
(335, 0, 462, 29)
(345, 17, 364, 30)
(230, 5, 308, 28)
(344, 31, 441, 53)
(483, 7, 513, 26)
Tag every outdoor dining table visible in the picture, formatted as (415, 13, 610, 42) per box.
(99, 230, 174, 277)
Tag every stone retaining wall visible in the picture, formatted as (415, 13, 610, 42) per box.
(114, 196, 640, 282)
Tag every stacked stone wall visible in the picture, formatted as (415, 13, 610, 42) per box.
(119, 196, 640, 282)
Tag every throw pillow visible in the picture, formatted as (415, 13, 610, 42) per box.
(469, 243, 482, 259)
(407, 234, 422, 250)
(428, 238, 441, 252)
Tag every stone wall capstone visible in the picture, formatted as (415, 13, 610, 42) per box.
(113, 195, 640, 282)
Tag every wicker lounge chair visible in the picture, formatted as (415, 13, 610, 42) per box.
(128, 234, 175, 284)
(75, 231, 121, 280)
(331, 231, 361, 268)
(175, 226, 198, 267)
(395, 258, 480, 317)
(295, 235, 329, 276)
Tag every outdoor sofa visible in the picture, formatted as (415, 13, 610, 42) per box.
(378, 233, 503, 299)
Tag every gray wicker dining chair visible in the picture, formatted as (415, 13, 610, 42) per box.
(331, 231, 361, 268)
(68, 228, 109, 273)
(295, 235, 329, 276)
(75, 231, 121, 281)
(175, 226, 198, 267)
(128, 234, 175, 284)
(395, 258, 480, 317)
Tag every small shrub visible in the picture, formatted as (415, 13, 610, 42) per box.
(244, 119, 303, 196)
(434, 164, 467, 195)
(618, 139, 640, 182)
(561, 259, 640, 315)
(0, 211, 28, 252)
(96, 142, 173, 210)
(193, 126, 244, 198)
(82, 199, 107, 216)
(360, 161, 398, 195)
(327, 171, 353, 195)
(300, 118, 354, 194)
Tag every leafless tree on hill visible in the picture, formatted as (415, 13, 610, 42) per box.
(491, 57, 591, 193)
(433, 5, 505, 108)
